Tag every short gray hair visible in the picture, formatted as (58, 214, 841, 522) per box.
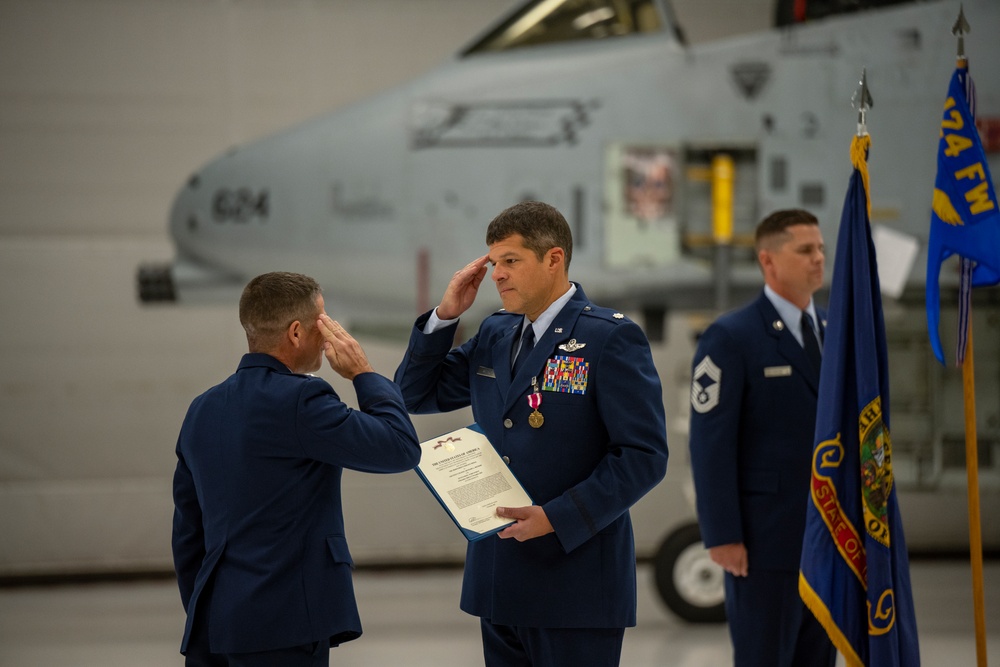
(239, 272, 322, 351)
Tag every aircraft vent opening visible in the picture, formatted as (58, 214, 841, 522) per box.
(769, 156, 788, 192)
(799, 182, 825, 207)
(137, 263, 176, 303)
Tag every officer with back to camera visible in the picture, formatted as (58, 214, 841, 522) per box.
(172, 271, 420, 667)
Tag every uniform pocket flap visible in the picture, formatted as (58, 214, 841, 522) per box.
(325, 534, 355, 567)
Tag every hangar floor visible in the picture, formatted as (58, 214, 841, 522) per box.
(0, 560, 996, 666)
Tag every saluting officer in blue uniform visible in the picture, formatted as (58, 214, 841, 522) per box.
(172, 272, 420, 667)
(688, 209, 836, 667)
(395, 201, 668, 667)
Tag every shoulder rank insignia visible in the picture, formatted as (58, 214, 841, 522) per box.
(691, 355, 721, 413)
(558, 338, 586, 352)
(613, 313, 624, 319)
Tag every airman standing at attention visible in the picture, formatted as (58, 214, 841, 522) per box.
(688, 209, 836, 667)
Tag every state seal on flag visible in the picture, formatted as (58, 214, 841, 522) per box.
(860, 396, 893, 547)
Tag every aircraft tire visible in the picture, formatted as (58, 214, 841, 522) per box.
(652, 522, 726, 623)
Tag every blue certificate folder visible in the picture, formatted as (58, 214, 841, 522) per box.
(415, 423, 533, 542)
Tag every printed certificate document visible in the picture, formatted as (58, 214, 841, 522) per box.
(416, 424, 532, 541)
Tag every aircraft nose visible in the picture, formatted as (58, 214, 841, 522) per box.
(169, 174, 203, 242)
(135, 172, 243, 303)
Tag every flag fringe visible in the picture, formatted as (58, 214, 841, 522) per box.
(799, 572, 865, 667)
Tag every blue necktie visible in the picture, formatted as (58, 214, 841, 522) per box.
(511, 325, 535, 377)
(801, 311, 822, 374)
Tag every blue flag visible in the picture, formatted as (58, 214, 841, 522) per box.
(926, 62, 1000, 365)
(799, 135, 920, 667)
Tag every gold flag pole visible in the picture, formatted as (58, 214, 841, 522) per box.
(961, 314, 987, 667)
(952, 7, 987, 665)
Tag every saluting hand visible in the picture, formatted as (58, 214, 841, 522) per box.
(318, 314, 375, 380)
(496, 505, 554, 542)
(436, 254, 490, 321)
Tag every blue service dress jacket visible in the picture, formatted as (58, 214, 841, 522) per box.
(688, 291, 825, 572)
(394, 284, 668, 628)
(172, 353, 420, 655)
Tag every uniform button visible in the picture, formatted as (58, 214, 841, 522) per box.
(502, 456, 510, 465)
(503, 419, 513, 428)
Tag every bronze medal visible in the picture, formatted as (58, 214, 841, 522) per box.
(527, 376, 544, 428)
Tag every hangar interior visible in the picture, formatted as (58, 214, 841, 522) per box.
(0, 0, 997, 665)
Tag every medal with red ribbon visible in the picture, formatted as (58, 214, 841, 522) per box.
(528, 376, 544, 428)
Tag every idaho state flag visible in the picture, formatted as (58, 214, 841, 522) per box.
(926, 61, 1000, 364)
(799, 135, 920, 667)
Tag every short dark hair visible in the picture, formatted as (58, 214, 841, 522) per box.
(755, 209, 818, 253)
(239, 272, 322, 351)
(486, 201, 573, 270)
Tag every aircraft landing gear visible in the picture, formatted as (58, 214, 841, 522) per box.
(652, 522, 726, 623)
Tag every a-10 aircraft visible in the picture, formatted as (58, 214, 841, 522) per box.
(138, 0, 1000, 622)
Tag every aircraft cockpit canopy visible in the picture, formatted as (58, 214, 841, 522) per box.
(464, 0, 663, 55)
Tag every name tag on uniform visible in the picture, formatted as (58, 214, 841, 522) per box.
(764, 365, 792, 377)
(477, 366, 496, 378)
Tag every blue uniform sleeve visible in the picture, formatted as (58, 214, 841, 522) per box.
(296, 373, 421, 473)
(688, 322, 746, 548)
(394, 311, 475, 414)
(171, 427, 204, 611)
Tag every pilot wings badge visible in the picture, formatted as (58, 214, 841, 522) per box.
(691, 355, 721, 413)
(558, 339, 586, 352)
